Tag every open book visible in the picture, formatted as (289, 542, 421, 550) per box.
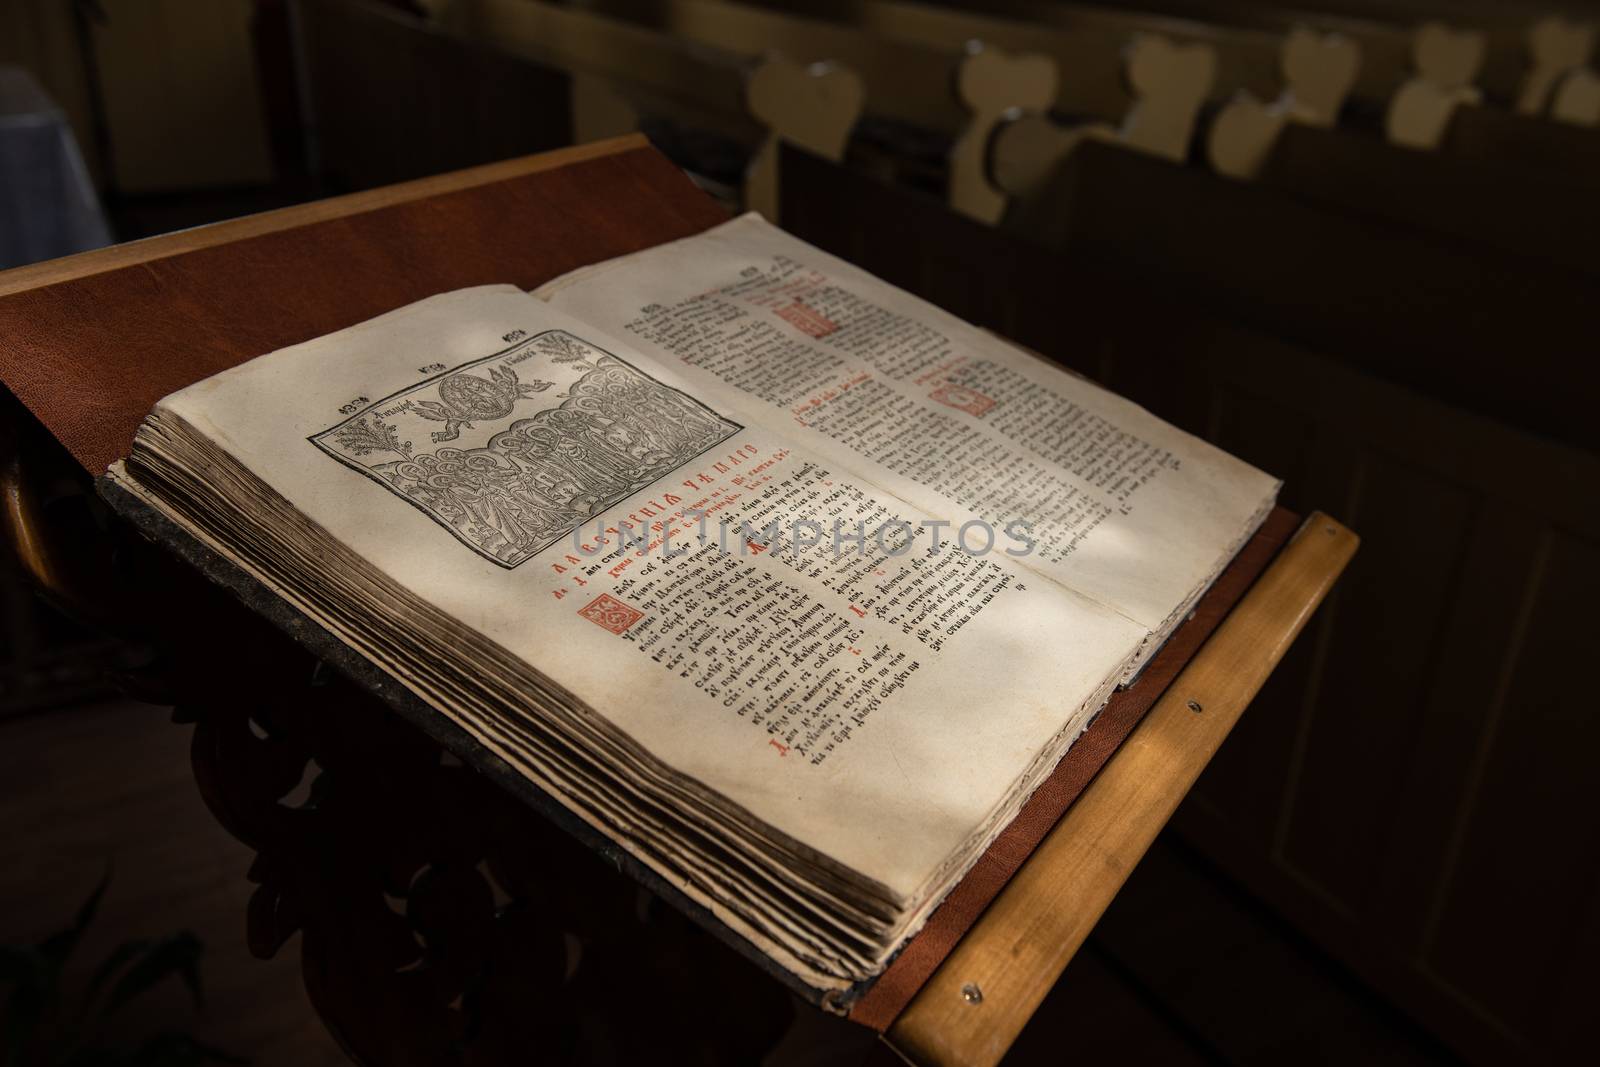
(107, 214, 1277, 1006)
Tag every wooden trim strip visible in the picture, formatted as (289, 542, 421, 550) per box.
(886, 511, 1359, 1067)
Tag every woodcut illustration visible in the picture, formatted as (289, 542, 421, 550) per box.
(311, 330, 743, 567)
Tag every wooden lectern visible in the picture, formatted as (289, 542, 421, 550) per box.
(0, 135, 1355, 1066)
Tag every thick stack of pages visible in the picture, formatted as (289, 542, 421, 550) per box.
(108, 215, 1278, 1004)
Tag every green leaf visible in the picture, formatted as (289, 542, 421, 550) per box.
(39, 870, 112, 966)
(99, 934, 205, 1018)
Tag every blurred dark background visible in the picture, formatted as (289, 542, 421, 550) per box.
(2, 1, 1596, 1063)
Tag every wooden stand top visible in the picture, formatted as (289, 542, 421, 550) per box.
(0, 134, 726, 474)
(0, 138, 1357, 1062)
(887, 511, 1357, 1066)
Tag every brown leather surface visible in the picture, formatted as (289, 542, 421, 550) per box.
(848, 506, 1300, 1029)
(0, 145, 728, 473)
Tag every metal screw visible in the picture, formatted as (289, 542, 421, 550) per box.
(960, 982, 984, 1005)
(1187, 699, 1203, 713)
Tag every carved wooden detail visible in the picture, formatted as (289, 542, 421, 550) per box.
(1208, 27, 1361, 180)
(181, 670, 793, 1065)
(988, 33, 1216, 203)
(1385, 22, 1486, 150)
(949, 44, 1057, 225)
(0, 403, 792, 1064)
(1517, 15, 1597, 117)
(746, 57, 864, 223)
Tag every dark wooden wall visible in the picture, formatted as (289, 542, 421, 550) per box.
(296, 0, 574, 192)
(9, 1, 1597, 1059)
(1255, 123, 1598, 273)
(780, 141, 1600, 1065)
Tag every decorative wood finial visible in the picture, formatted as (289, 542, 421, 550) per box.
(1208, 27, 1360, 180)
(1121, 34, 1216, 162)
(1281, 26, 1361, 127)
(1552, 66, 1600, 125)
(1385, 22, 1486, 150)
(950, 43, 1058, 224)
(745, 56, 864, 223)
(1518, 16, 1597, 116)
(989, 113, 1113, 200)
(987, 33, 1214, 204)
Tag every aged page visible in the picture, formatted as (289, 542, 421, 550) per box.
(536, 214, 1279, 644)
(138, 286, 1144, 924)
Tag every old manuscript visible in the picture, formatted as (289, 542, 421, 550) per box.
(109, 215, 1277, 1004)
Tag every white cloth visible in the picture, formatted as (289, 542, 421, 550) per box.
(0, 65, 112, 269)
